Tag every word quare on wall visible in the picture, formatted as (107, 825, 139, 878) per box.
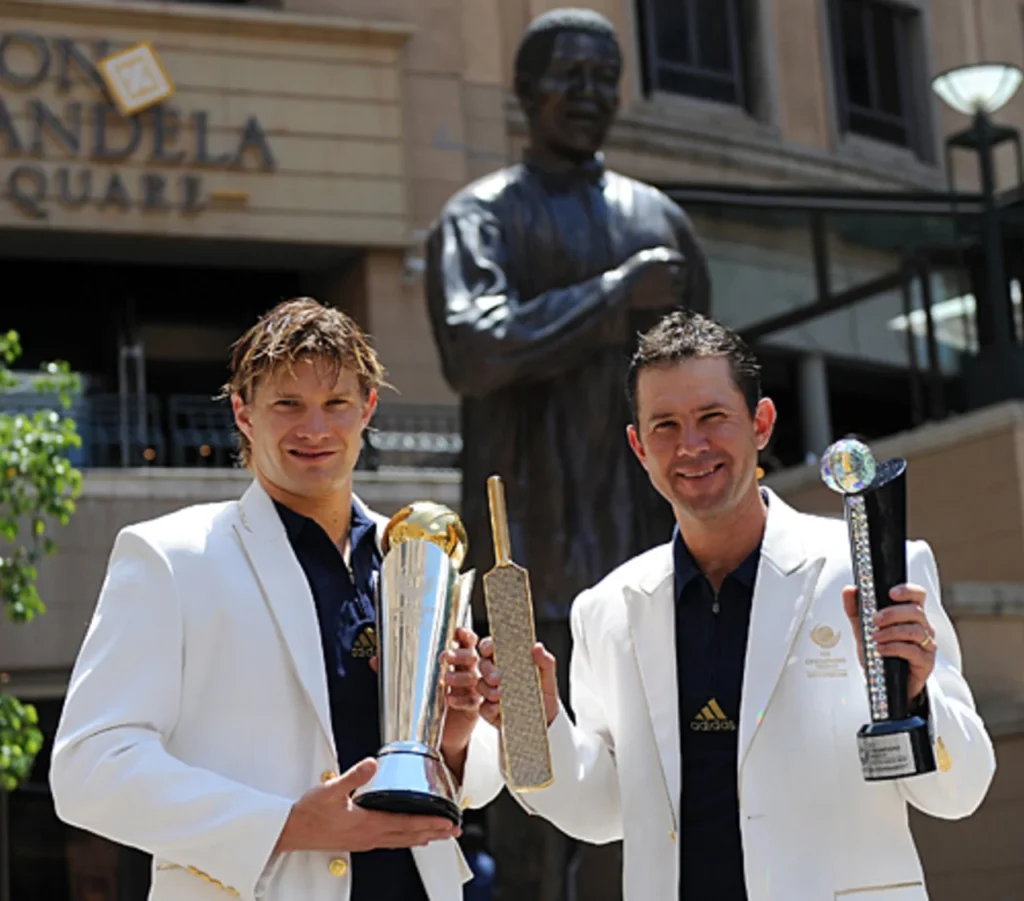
(0, 29, 277, 220)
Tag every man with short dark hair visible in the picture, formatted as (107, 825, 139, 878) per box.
(50, 298, 504, 901)
(425, 12, 710, 889)
(480, 312, 995, 901)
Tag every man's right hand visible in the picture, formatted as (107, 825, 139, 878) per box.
(273, 759, 460, 854)
(621, 247, 687, 311)
(477, 636, 561, 729)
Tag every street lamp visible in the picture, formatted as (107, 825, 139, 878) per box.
(932, 62, 1024, 406)
(932, 63, 1023, 117)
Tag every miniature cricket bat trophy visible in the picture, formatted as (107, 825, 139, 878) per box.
(483, 475, 554, 791)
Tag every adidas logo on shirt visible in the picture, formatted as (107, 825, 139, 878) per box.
(690, 698, 737, 732)
(352, 626, 377, 659)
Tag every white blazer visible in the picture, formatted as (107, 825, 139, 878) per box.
(50, 480, 504, 901)
(514, 489, 995, 901)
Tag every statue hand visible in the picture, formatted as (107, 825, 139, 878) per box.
(624, 247, 686, 271)
(622, 247, 687, 311)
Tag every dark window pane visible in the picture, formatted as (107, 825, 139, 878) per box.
(834, 0, 915, 149)
(872, 7, 903, 115)
(4, 699, 153, 901)
(654, 0, 693, 66)
(695, 0, 732, 73)
(840, 0, 871, 108)
(9, 786, 72, 901)
(655, 66, 740, 105)
(849, 109, 907, 146)
(645, 0, 745, 106)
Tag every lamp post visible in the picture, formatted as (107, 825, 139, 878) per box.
(932, 62, 1024, 406)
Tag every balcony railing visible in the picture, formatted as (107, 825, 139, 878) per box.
(0, 393, 462, 472)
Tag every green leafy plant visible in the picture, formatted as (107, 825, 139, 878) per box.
(0, 330, 82, 791)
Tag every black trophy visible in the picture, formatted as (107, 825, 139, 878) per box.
(820, 438, 936, 781)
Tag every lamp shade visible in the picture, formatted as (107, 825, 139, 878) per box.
(932, 63, 1024, 115)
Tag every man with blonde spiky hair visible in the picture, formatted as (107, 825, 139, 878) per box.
(50, 297, 504, 901)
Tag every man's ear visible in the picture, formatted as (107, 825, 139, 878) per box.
(231, 393, 254, 444)
(361, 388, 379, 430)
(753, 397, 777, 452)
(627, 423, 647, 468)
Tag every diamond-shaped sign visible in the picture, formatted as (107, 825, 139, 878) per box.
(98, 41, 175, 117)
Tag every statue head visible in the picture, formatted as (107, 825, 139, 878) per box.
(514, 8, 622, 163)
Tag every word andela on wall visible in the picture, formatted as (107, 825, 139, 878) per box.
(0, 30, 277, 220)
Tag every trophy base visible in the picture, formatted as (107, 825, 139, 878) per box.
(857, 717, 937, 781)
(352, 742, 463, 827)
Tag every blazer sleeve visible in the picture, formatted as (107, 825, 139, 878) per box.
(896, 540, 996, 818)
(49, 528, 294, 901)
(458, 718, 505, 810)
(509, 591, 623, 843)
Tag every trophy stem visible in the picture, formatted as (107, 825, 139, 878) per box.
(845, 495, 896, 722)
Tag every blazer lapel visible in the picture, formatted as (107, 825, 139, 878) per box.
(626, 545, 680, 830)
(233, 480, 335, 757)
(738, 490, 825, 774)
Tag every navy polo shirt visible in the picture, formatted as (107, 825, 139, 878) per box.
(674, 526, 761, 901)
(275, 499, 427, 901)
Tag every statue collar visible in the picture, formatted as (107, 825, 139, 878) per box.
(522, 149, 606, 186)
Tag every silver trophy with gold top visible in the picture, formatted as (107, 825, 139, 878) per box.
(352, 502, 474, 825)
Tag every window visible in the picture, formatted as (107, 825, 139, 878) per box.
(637, 0, 749, 108)
(829, 0, 920, 150)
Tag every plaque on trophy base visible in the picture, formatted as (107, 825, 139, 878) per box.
(820, 438, 936, 782)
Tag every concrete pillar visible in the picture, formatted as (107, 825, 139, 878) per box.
(362, 250, 454, 406)
(799, 352, 833, 462)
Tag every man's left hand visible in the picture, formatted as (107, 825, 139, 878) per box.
(370, 626, 483, 781)
(438, 626, 484, 779)
(842, 583, 937, 704)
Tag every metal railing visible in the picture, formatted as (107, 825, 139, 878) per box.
(363, 404, 463, 471)
(0, 393, 462, 471)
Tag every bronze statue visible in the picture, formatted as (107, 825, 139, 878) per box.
(424, 10, 711, 899)
(426, 7, 710, 624)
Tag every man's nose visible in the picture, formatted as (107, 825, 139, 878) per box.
(676, 423, 709, 455)
(297, 407, 330, 439)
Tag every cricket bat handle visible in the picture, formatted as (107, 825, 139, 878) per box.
(487, 475, 512, 565)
